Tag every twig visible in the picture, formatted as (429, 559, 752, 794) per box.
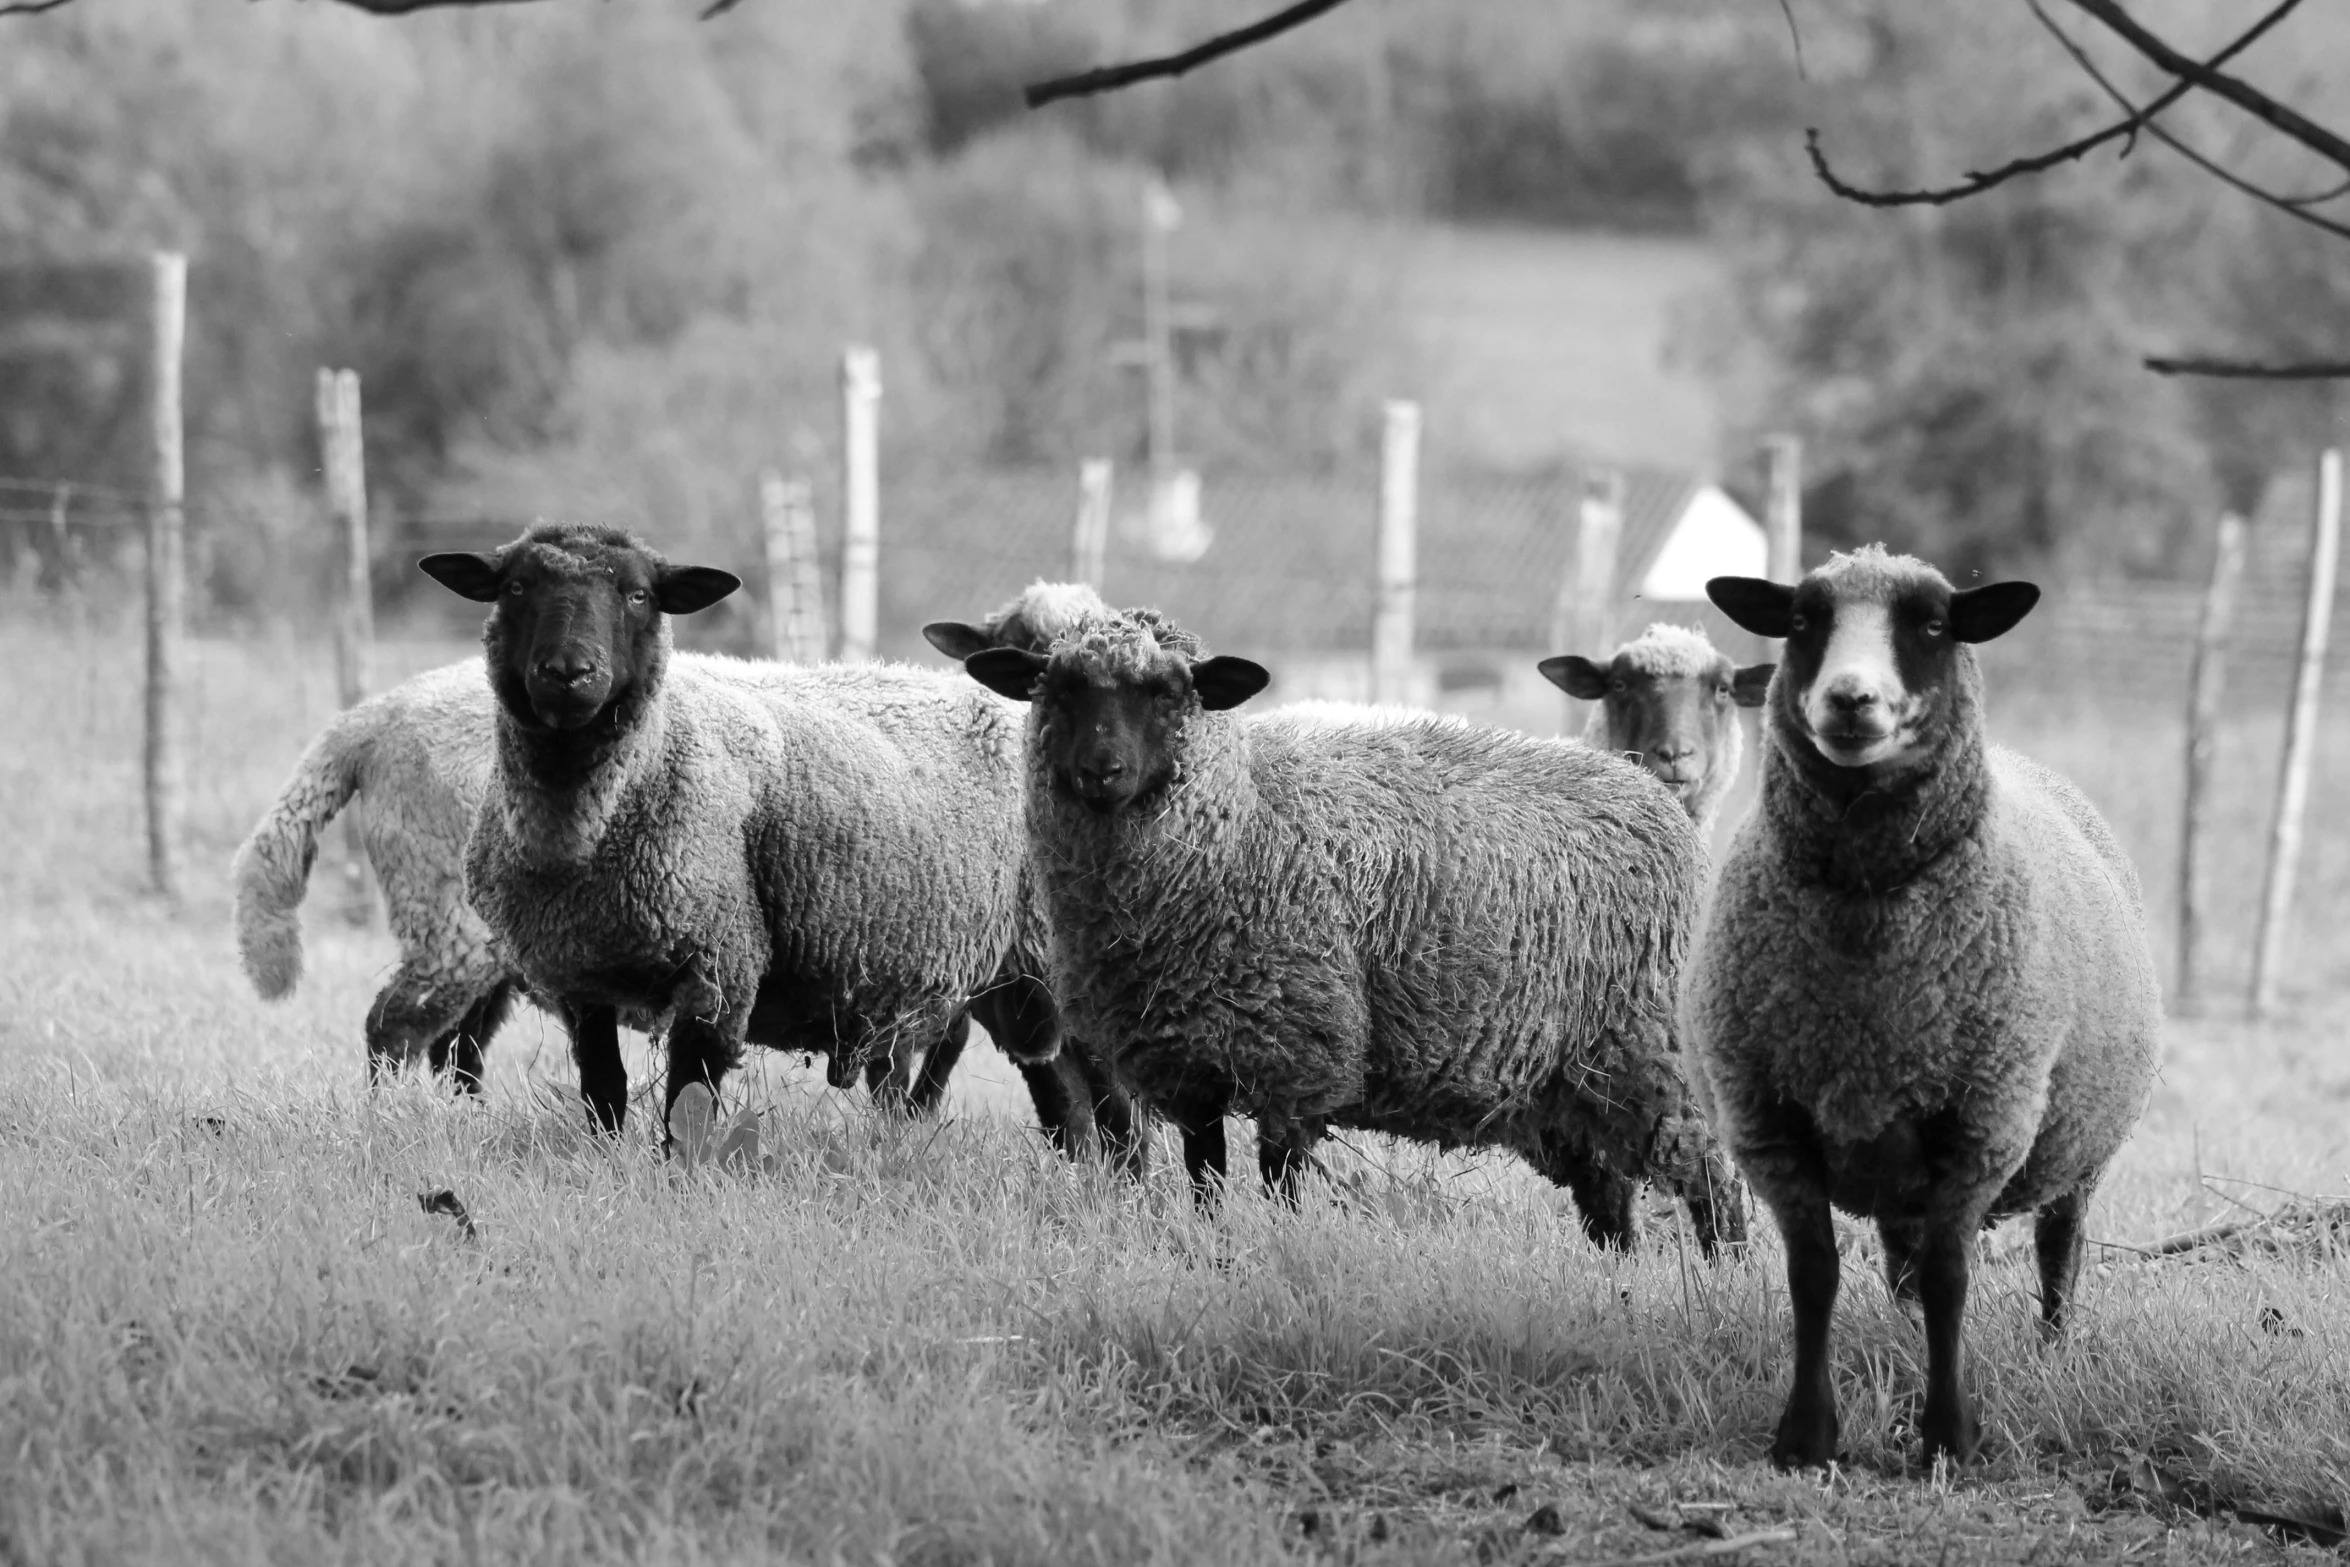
(0, 0, 76, 14)
(2062, 0, 2350, 174)
(1772, 0, 1808, 82)
(1023, 0, 1357, 109)
(1553, 1526, 1801, 1566)
(2142, 1217, 2252, 1256)
(2144, 357, 2350, 379)
(2026, 0, 2350, 243)
(1804, 0, 2303, 208)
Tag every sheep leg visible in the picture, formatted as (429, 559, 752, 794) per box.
(1257, 1118, 1320, 1209)
(1680, 1143, 1749, 1259)
(425, 980, 517, 1097)
(861, 1034, 921, 1111)
(1877, 1217, 1926, 1306)
(1536, 1144, 1638, 1251)
(570, 1003, 628, 1135)
(1080, 1047, 1147, 1179)
(661, 1014, 741, 1153)
(365, 967, 487, 1087)
(1914, 1222, 1982, 1464)
(2033, 1187, 2088, 1337)
(1768, 1190, 1842, 1471)
(906, 1010, 974, 1115)
(1174, 1101, 1230, 1206)
(1015, 1057, 1083, 1153)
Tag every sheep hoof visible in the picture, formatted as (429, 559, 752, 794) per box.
(1768, 1399, 1840, 1471)
(1919, 1402, 1981, 1467)
(668, 1082, 716, 1170)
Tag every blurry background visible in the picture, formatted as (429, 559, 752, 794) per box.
(8, 0, 2350, 1005)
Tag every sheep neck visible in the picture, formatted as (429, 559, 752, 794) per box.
(491, 647, 672, 871)
(1760, 656, 1989, 897)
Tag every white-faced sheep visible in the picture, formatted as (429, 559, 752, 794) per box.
(1689, 545, 2160, 1468)
(1540, 623, 1774, 831)
(228, 582, 1110, 1132)
(412, 522, 1058, 1141)
(963, 613, 1746, 1255)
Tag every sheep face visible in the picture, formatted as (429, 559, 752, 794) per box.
(421, 526, 737, 734)
(965, 625, 1268, 813)
(1708, 546, 2038, 774)
(1538, 627, 1772, 812)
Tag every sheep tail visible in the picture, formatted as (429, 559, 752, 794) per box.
(229, 705, 371, 1000)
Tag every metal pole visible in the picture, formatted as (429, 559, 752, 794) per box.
(838, 346, 881, 662)
(145, 251, 187, 902)
(1371, 400, 1420, 706)
(2176, 512, 2245, 1013)
(2252, 452, 2342, 1019)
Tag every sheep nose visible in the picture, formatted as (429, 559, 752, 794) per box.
(1078, 754, 1126, 787)
(1824, 681, 1877, 715)
(1654, 743, 1696, 765)
(537, 653, 597, 687)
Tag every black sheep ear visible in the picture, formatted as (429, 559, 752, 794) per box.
(1191, 656, 1271, 712)
(419, 552, 503, 603)
(1707, 576, 1795, 638)
(1537, 655, 1610, 699)
(655, 567, 741, 615)
(1731, 663, 1776, 707)
(966, 647, 1049, 701)
(923, 621, 993, 661)
(1949, 582, 2039, 643)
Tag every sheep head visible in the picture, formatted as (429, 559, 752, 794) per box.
(1708, 546, 2037, 776)
(922, 578, 1111, 661)
(963, 612, 1267, 812)
(1539, 623, 1772, 818)
(421, 524, 738, 736)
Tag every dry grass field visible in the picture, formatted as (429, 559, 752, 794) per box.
(4, 600, 2349, 1565)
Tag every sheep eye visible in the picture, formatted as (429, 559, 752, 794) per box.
(1609, 678, 1627, 695)
(1790, 613, 1807, 633)
(1925, 618, 1946, 637)
(627, 588, 649, 606)
(505, 580, 526, 597)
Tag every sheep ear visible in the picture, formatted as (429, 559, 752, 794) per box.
(1191, 656, 1271, 712)
(655, 567, 741, 615)
(1537, 655, 1610, 699)
(1949, 582, 2039, 643)
(1731, 663, 1776, 707)
(966, 648, 1048, 702)
(923, 622, 993, 661)
(419, 552, 504, 603)
(1707, 576, 1794, 638)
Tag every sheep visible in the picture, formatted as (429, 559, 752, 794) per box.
(922, 579, 1143, 1170)
(227, 581, 1105, 1127)
(1539, 623, 1775, 830)
(1688, 545, 2161, 1468)
(962, 613, 1747, 1255)
(421, 522, 1058, 1142)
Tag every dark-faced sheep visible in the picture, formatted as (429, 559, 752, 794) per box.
(420, 523, 1055, 1142)
(964, 613, 1745, 1255)
(1539, 623, 1774, 831)
(1690, 545, 2160, 1468)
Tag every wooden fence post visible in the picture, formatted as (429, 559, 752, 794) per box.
(838, 346, 881, 662)
(145, 251, 187, 902)
(317, 367, 375, 922)
(1552, 469, 1624, 731)
(761, 471, 826, 663)
(2176, 512, 2246, 1014)
(2252, 451, 2342, 1020)
(1072, 459, 1112, 590)
(1371, 400, 1420, 707)
(1763, 434, 1802, 586)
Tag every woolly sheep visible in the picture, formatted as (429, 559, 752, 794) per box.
(1539, 623, 1775, 830)
(1689, 545, 2160, 1468)
(228, 582, 1108, 1126)
(963, 614, 1746, 1254)
(415, 522, 1059, 1140)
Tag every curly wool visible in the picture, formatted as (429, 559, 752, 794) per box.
(1579, 623, 1748, 832)
(1683, 553, 2161, 1221)
(1025, 619, 1719, 1191)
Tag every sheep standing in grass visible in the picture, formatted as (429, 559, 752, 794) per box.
(228, 582, 1105, 1127)
(964, 614, 1744, 1254)
(1690, 546, 2160, 1468)
(1539, 623, 1774, 831)
(419, 522, 1056, 1141)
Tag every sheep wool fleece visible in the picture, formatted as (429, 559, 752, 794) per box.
(468, 641, 1042, 1070)
(1029, 622, 1716, 1187)
(1685, 661, 2161, 1226)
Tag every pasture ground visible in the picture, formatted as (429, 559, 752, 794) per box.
(3, 604, 2348, 1565)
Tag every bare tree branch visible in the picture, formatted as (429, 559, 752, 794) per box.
(1022, 0, 1357, 110)
(2280, 175, 2350, 208)
(1804, 0, 2303, 208)
(0, 0, 78, 13)
(2027, 0, 2350, 242)
(2062, 0, 2350, 174)
(1773, 0, 1809, 83)
(2146, 356, 2350, 378)
(307, 0, 553, 11)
